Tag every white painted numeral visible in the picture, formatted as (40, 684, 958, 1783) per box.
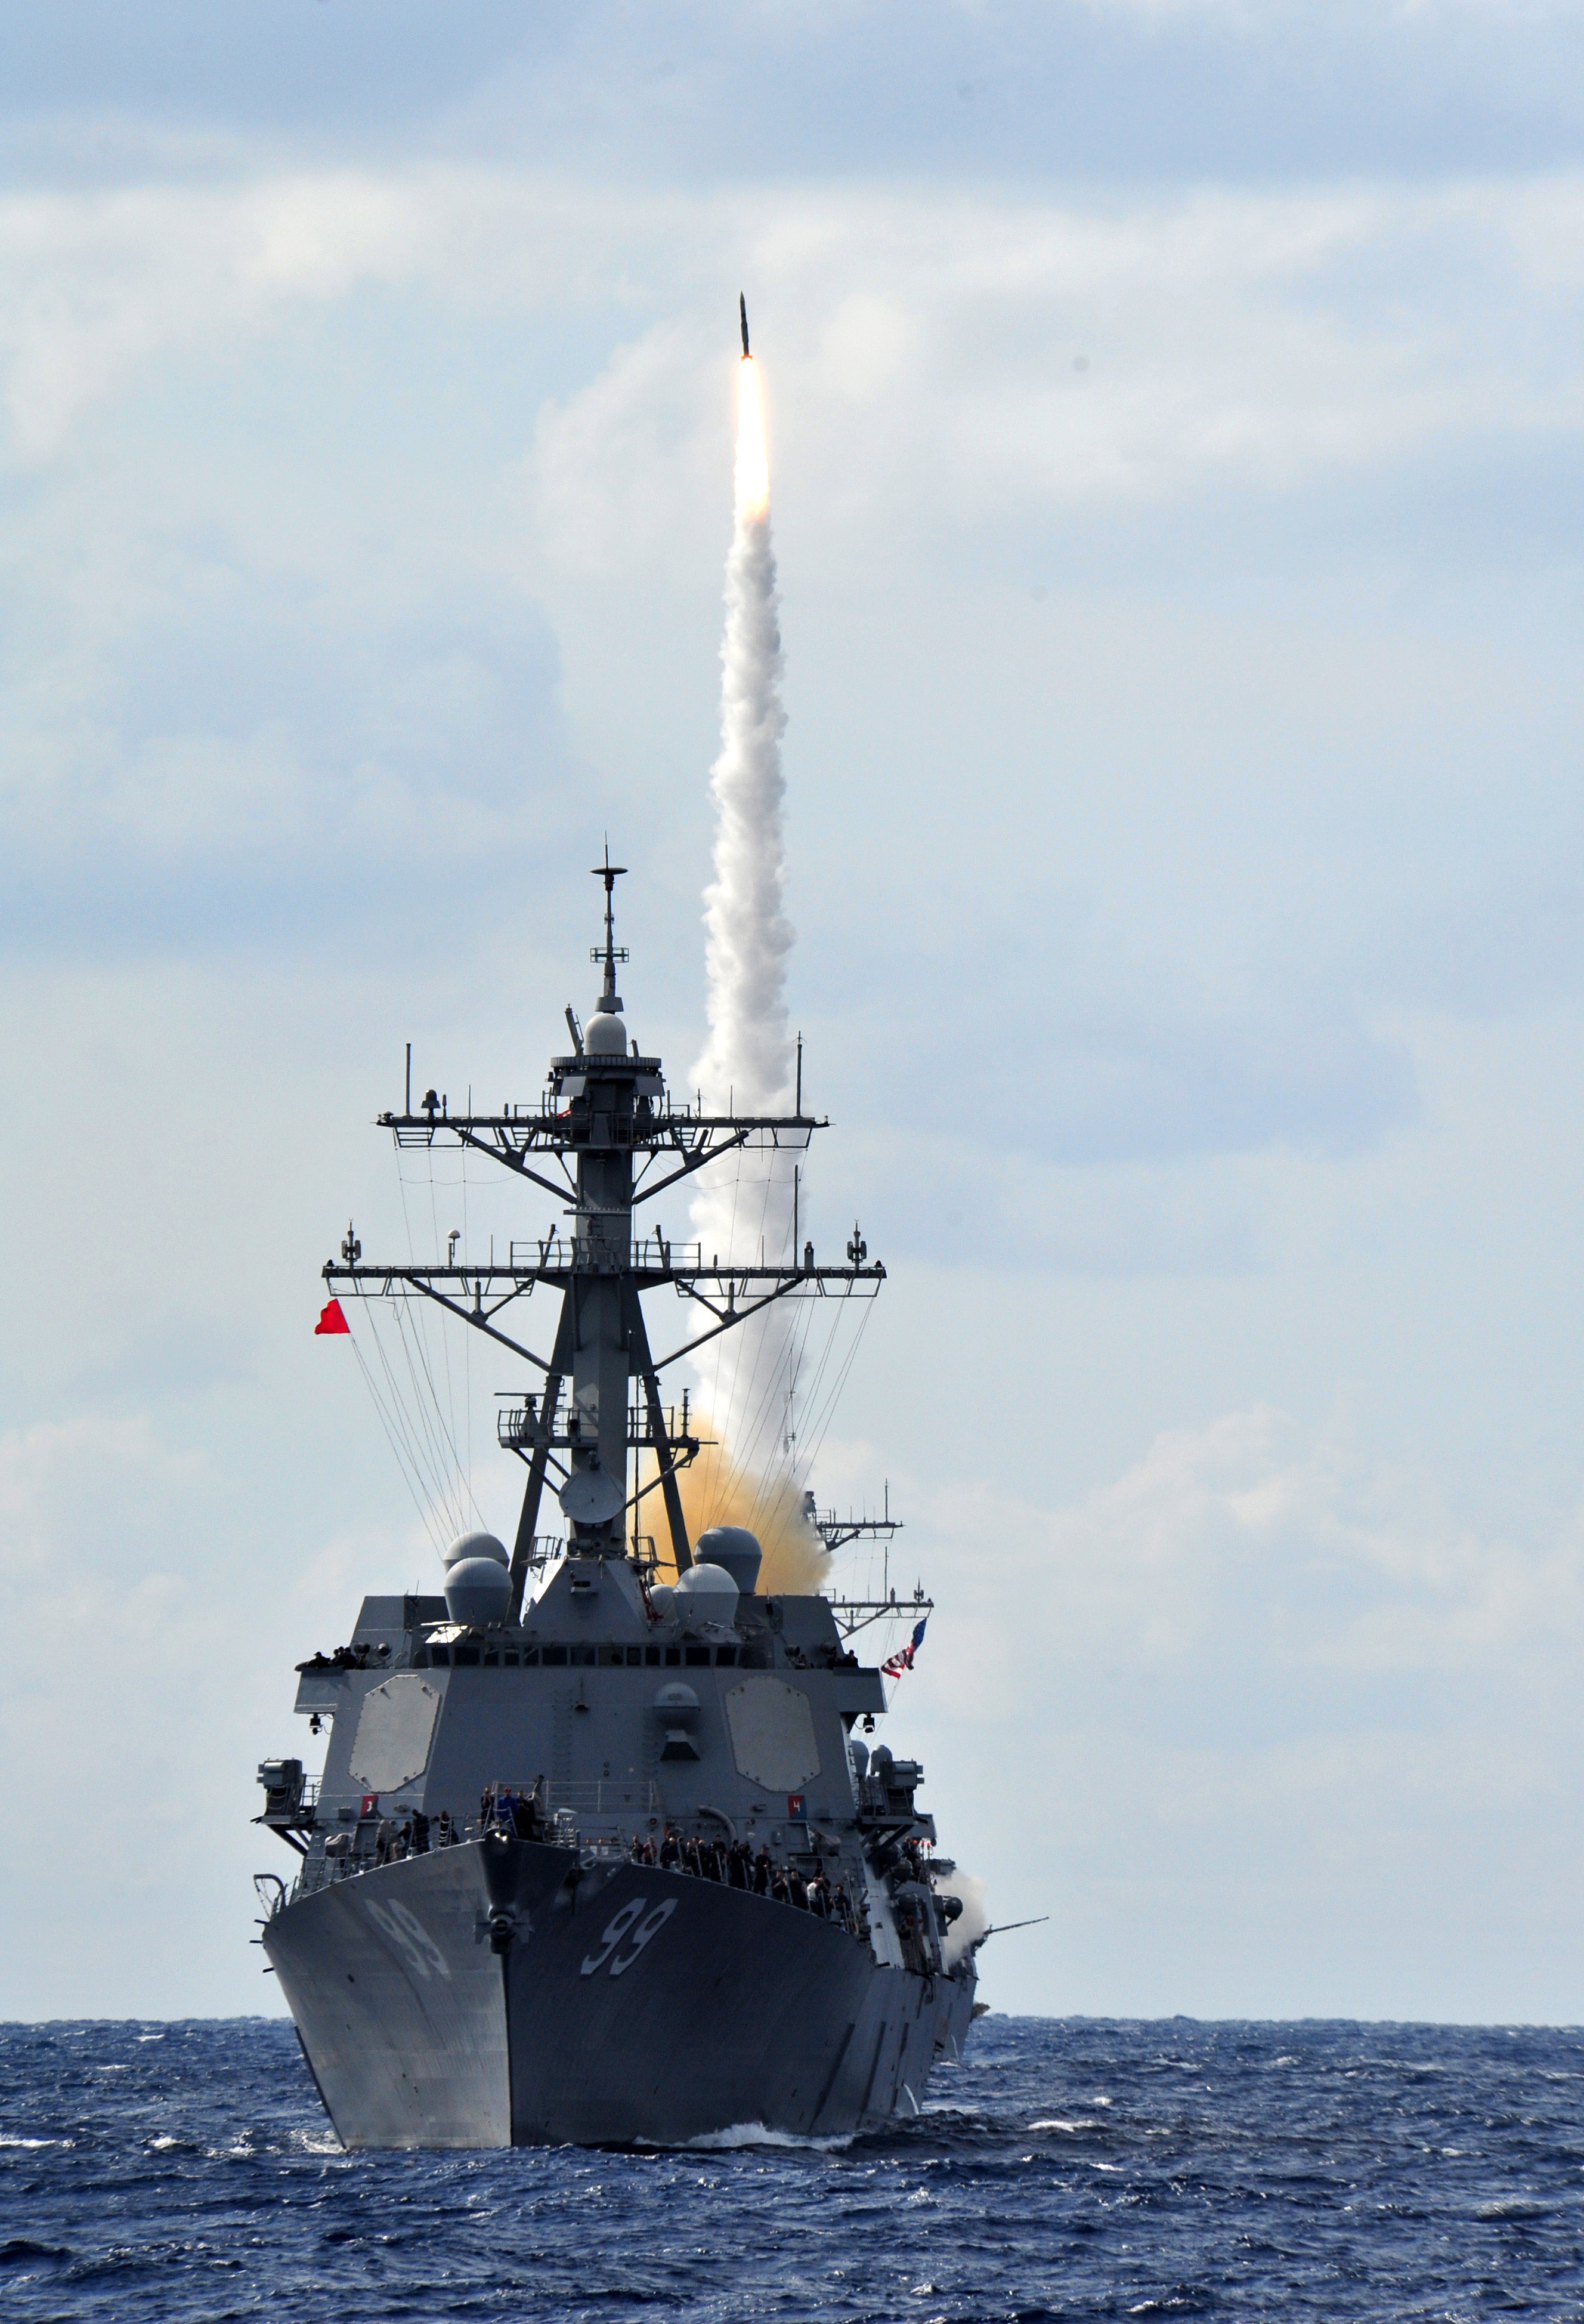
(608, 1897, 677, 1977)
(365, 1897, 451, 1982)
(580, 1899, 646, 1977)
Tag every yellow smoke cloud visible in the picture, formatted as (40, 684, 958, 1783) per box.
(643, 1420, 830, 1596)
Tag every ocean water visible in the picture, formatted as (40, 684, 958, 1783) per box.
(2, 2016, 1582, 2321)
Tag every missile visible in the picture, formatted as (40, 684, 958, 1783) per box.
(740, 293, 751, 359)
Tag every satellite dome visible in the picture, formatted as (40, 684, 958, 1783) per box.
(444, 1556, 512, 1628)
(674, 1561, 739, 1617)
(694, 1525, 762, 1593)
(648, 1583, 677, 1621)
(443, 1531, 508, 1569)
(584, 1008, 629, 1056)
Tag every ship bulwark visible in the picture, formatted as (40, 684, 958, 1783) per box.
(266, 1838, 973, 2149)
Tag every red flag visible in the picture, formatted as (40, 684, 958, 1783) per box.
(315, 1297, 351, 1336)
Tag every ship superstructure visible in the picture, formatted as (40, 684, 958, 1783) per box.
(254, 863, 978, 2147)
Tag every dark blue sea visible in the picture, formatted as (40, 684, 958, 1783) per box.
(2, 2016, 1583, 2322)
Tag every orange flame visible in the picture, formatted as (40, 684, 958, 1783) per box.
(642, 1422, 830, 1596)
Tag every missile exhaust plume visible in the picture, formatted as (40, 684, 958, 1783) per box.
(652, 1439, 830, 1596)
(692, 323, 789, 1121)
(688, 307, 819, 1577)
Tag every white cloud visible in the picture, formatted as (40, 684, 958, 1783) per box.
(2, 157, 1582, 503)
(905, 1385, 1579, 1747)
(875, 1399, 1584, 2013)
(0, 1411, 204, 1581)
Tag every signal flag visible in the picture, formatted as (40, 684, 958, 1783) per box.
(315, 1298, 351, 1336)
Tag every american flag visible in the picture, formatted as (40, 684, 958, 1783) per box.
(881, 1615, 928, 1679)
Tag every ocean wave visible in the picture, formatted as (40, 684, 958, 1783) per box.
(3, 2015, 1584, 2317)
(649, 2122, 856, 2153)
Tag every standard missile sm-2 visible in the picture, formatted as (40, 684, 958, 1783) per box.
(740, 293, 751, 359)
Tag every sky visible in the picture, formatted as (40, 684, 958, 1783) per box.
(3, 0, 1584, 2025)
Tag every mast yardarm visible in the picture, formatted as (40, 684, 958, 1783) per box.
(324, 864, 884, 1616)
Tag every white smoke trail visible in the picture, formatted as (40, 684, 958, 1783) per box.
(692, 355, 793, 1118)
(689, 349, 805, 1504)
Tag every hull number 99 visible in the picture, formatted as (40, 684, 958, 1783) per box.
(580, 1896, 679, 1979)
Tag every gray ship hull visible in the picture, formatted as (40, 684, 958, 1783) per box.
(265, 1837, 977, 2149)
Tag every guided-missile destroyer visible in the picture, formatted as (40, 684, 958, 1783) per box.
(253, 860, 980, 2148)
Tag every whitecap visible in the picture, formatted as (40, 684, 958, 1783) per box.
(646, 2123, 854, 2153)
(0, 2137, 66, 2150)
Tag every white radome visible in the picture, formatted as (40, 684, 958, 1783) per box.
(583, 1009, 628, 1055)
(444, 1556, 512, 1628)
(443, 1531, 508, 1569)
(674, 1560, 739, 1616)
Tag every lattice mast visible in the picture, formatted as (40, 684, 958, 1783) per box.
(324, 861, 885, 1617)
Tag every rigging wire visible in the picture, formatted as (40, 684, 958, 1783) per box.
(347, 1336, 448, 1553)
(387, 1300, 466, 1531)
(361, 1153, 488, 1544)
(348, 1311, 454, 1553)
(462, 1139, 472, 1512)
(395, 1160, 458, 1510)
(426, 1143, 465, 1532)
(376, 1308, 465, 1535)
(703, 1145, 797, 1497)
(394, 1297, 487, 1538)
(791, 1296, 875, 1485)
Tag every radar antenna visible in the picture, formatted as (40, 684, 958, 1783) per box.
(591, 845, 629, 1009)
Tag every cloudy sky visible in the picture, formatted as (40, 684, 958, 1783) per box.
(4, 0, 1584, 2023)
